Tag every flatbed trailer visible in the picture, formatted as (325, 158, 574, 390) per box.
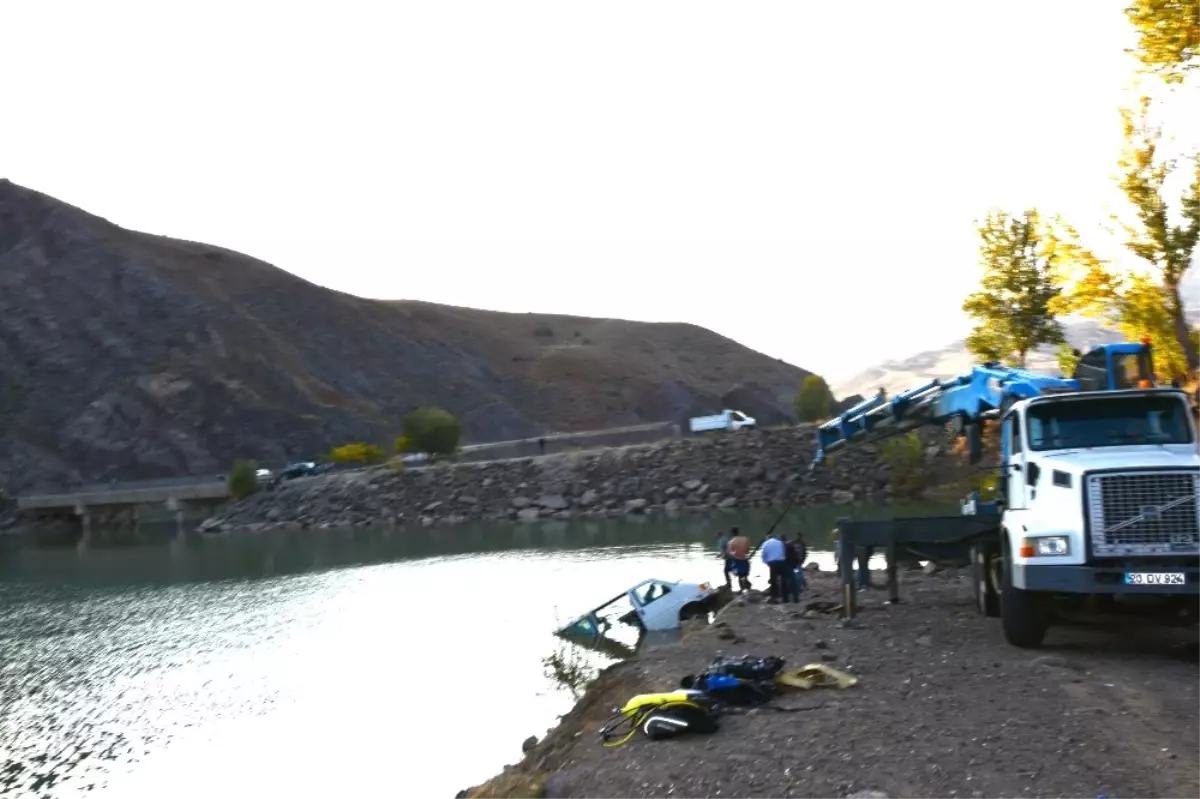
(832, 514, 1000, 618)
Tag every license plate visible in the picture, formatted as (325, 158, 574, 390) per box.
(1124, 572, 1186, 586)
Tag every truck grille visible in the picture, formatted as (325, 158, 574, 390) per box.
(1086, 472, 1200, 557)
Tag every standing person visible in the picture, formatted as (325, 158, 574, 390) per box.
(759, 532, 787, 603)
(538, 437, 547, 455)
(790, 532, 809, 593)
(727, 527, 752, 593)
(715, 530, 733, 589)
(781, 534, 803, 601)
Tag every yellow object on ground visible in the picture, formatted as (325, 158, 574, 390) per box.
(619, 690, 698, 715)
(774, 664, 858, 690)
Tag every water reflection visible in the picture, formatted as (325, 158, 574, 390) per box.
(0, 503, 952, 798)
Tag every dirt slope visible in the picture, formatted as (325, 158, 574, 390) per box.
(0, 179, 809, 491)
(469, 570, 1199, 799)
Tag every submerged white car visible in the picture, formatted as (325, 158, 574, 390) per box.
(556, 578, 721, 637)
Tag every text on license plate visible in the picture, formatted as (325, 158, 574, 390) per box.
(1124, 572, 1186, 586)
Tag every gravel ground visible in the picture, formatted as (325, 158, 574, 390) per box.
(470, 569, 1199, 799)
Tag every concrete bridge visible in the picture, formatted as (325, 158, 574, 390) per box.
(17, 477, 231, 539)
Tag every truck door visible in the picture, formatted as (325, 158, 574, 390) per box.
(1003, 410, 1027, 511)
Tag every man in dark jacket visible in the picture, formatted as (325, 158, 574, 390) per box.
(778, 535, 801, 603)
(788, 532, 809, 593)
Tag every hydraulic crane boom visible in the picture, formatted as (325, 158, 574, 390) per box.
(811, 340, 1157, 468)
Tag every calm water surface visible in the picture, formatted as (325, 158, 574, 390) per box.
(0, 505, 943, 798)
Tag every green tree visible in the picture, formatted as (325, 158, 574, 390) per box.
(881, 432, 928, 498)
(1051, 99, 1200, 380)
(1125, 0, 1199, 84)
(962, 209, 1065, 367)
(402, 407, 463, 456)
(793, 375, 834, 422)
(228, 460, 259, 501)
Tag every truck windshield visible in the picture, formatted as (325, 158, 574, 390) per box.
(1026, 395, 1193, 451)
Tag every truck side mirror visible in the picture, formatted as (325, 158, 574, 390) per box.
(1026, 462, 1040, 485)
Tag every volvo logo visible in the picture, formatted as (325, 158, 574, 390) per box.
(1140, 505, 1163, 521)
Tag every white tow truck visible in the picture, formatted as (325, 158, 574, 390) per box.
(815, 338, 1199, 648)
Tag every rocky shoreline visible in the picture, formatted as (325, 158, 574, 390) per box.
(201, 427, 959, 533)
(463, 570, 1199, 799)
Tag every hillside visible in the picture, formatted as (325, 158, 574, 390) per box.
(0, 180, 809, 492)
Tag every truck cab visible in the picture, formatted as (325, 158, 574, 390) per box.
(982, 387, 1200, 646)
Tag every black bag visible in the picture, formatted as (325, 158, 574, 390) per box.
(708, 655, 785, 682)
(640, 702, 720, 740)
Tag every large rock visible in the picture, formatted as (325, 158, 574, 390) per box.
(537, 494, 569, 510)
(624, 498, 649, 514)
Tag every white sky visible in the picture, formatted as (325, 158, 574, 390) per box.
(1, 0, 1192, 382)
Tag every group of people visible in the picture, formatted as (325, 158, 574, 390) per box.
(715, 527, 809, 604)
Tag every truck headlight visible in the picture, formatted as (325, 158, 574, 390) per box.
(1029, 536, 1070, 556)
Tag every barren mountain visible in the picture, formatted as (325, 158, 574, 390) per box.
(0, 180, 809, 492)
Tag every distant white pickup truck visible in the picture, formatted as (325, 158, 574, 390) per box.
(689, 409, 756, 434)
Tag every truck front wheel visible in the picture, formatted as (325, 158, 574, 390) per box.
(1000, 550, 1048, 648)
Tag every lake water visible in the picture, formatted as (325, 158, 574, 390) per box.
(0, 505, 946, 798)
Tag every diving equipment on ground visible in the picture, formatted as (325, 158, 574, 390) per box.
(598, 690, 721, 747)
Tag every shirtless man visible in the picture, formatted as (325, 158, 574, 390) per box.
(726, 526, 752, 592)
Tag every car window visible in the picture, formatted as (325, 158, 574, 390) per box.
(634, 581, 673, 605)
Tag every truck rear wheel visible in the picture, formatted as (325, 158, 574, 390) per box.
(1000, 549, 1048, 648)
(972, 543, 1000, 618)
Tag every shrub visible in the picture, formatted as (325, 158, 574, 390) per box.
(330, 442, 387, 465)
(881, 432, 929, 497)
(793, 374, 835, 422)
(402, 407, 463, 456)
(394, 434, 417, 455)
(228, 460, 259, 500)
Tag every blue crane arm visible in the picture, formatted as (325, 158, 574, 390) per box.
(812, 364, 1080, 467)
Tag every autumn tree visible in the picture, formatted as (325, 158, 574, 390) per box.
(962, 209, 1065, 367)
(793, 375, 834, 422)
(1051, 99, 1200, 381)
(1125, 0, 1199, 84)
(329, 442, 386, 465)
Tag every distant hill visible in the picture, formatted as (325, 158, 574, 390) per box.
(0, 180, 810, 491)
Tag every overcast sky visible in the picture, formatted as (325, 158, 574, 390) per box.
(1, 0, 1191, 381)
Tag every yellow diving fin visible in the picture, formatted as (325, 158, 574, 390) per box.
(619, 690, 704, 716)
(774, 663, 858, 690)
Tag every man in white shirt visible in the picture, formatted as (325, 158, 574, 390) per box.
(759, 534, 787, 603)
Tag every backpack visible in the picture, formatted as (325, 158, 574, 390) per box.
(639, 701, 721, 740)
